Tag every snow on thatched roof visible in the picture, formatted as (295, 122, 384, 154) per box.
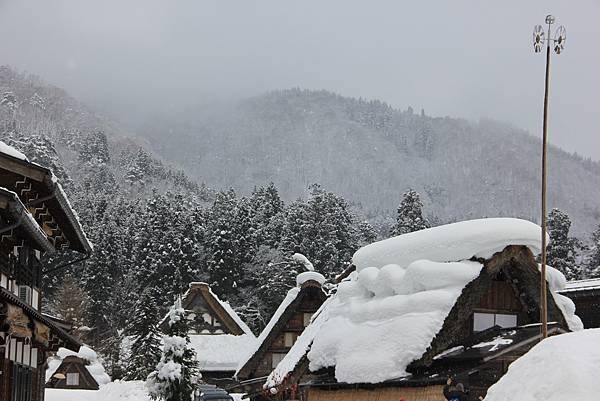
(265, 218, 582, 388)
(46, 346, 111, 386)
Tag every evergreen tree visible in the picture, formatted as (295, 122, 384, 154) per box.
(147, 299, 199, 401)
(390, 189, 430, 236)
(125, 287, 162, 380)
(47, 274, 89, 341)
(546, 208, 581, 280)
(587, 224, 600, 278)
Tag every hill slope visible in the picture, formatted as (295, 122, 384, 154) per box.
(139, 89, 600, 235)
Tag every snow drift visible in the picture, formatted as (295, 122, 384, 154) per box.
(484, 329, 600, 401)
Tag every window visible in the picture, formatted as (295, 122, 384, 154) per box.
(303, 313, 313, 327)
(18, 285, 32, 305)
(473, 312, 517, 332)
(284, 332, 295, 347)
(66, 373, 80, 386)
(11, 364, 32, 401)
(271, 353, 286, 369)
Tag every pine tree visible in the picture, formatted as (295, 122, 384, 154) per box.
(546, 208, 581, 280)
(125, 287, 162, 380)
(47, 275, 90, 341)
(587, 224, 600, 278)
(147, 299, 200, 401)
(390, 189, 430, 236)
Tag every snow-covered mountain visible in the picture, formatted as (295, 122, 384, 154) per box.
(137, 88, 600, 235)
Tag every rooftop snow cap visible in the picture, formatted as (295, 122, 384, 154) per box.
(352, 217, 546, 271)
(293, 253, 325, 287)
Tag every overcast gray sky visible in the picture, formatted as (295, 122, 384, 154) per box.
(1, 0, 599, 159)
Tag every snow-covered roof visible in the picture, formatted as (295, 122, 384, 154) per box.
(0, 140, 28, 161)
(560, 278, 600, 293)
(484, 328, 600, 401)
(205, 285, 254, 336)
(236, 287, 301, 376)
(190, 333, 258, 372)
(265, 218, 581, 388)
(352, 218, 545, 271)
(46, 346, 111, 386)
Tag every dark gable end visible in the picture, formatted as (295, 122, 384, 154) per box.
(410, 244, 569, 370)
(236, 281, 327, 381)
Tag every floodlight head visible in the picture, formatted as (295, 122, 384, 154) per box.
(545, 15, 555, 25)
(533, 25, 545, 53)
(554, 25, 566, 54)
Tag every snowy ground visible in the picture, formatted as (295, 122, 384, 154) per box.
(484, 329, 600, 401)
(45, 381, 246, 401)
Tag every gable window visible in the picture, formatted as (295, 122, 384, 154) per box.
(473, 312, 517, 332)
(284, 332, 295, 347)
(303, 313, 313, 327)
(66, 372, 80, 386)
(271, 353, 286, 369)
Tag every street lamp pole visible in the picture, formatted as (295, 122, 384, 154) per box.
(533, 15, 566, 339)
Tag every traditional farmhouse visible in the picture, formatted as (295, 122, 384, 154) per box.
(234, 270, 328, 397)
(0, 142, 92, 400)
(45, 345, 110, 390)
(264, 218, 582, 401)
(160, 282, 257, 385)
(559, 278, 600, 328)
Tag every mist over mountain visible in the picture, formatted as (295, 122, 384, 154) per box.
(137, 88, 600, 236)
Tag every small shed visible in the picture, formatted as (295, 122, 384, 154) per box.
(46, 346, 110, 390)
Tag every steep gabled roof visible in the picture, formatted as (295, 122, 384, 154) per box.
(46, 345, 110, 388)
(264, 218, 583, 390)
(235, 273, 327, 380)
(160, 282, 257, 373)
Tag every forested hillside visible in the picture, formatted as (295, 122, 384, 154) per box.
(140, 89, 600, 236)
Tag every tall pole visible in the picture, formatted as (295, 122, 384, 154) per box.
(540, 19, 551, 340)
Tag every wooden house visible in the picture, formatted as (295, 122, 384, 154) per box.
(559, 278, 600, 328)
(0, 142, 92, 401)
(264, 219, 582, 401)
(234, 271, 328, 397)
(45, 345, 109, 390)
(160, 282, 257, 386)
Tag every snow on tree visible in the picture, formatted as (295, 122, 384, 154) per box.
(587, 224, 600, 278)
(546, 208, 581, 280)
(147, 298, 200, 401)
(47, 274, 90, 341)
(125, 287, 162, 380)
(390, 189, 430, 236)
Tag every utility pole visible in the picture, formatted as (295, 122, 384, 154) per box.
(533, 15, 566, 339)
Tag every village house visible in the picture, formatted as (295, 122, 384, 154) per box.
(159, 282, 257, 386)
(0, 142, 92, 401)
(559, 278, 600, 328)
(45, 345, 110, 390)
(264, 218, 582, 401)
(234, 270, 328, 398)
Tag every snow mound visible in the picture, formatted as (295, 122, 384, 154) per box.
(484, 329, 600, 401)
(190, 333, 258, 371)
(297, 271, 326, 286)
(46, 380, 150, 401)
(0, 141, 28, 161)
(353, 218, 545, 271)
(306, 259, 482, 383)
(47, 345, 111, 385)
(543, 265, 584, 331)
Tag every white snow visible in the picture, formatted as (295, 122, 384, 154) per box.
(561, 277, 600, 293)
(190, 333, 258, 371)
(0, 140, 28, 160)
(472, 334, 514, 352)
(292, 253, 315, 271)
(236, 287, 301, 376)
(296, 271, 326, 286)
(305, 259, 483, 384)
(206, 285, 254, 336)
(352, 218, 546, 271)
(46, 380, 150, 401)
(433, 345, 464, 360)
(542, 264, 584, 331)
(46, 345, 111, 386)
(484, 329, 600, 401)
